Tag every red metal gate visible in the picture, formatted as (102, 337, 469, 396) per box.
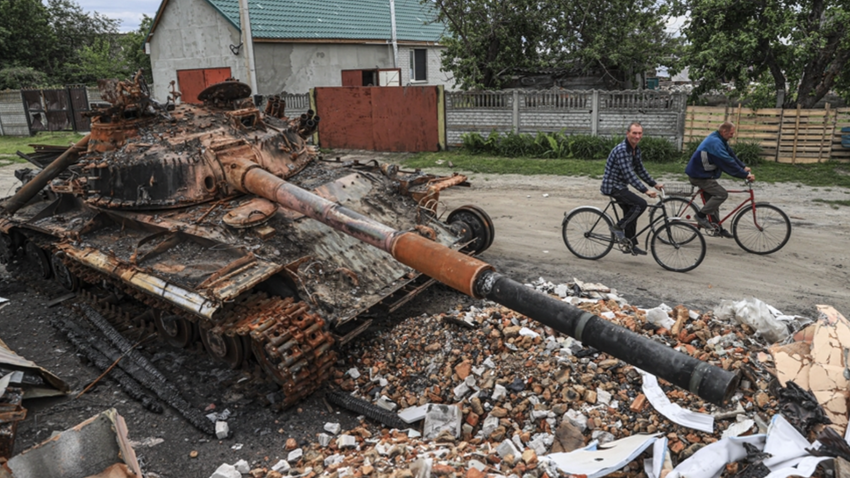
(314, 86, 444, 152)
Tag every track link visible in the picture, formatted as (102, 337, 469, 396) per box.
(65, 255, 336, 407)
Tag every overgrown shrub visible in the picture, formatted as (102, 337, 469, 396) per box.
(566, 135, 607, 159)
(639, 137, 680, 163)
(733, 139, 763, 166)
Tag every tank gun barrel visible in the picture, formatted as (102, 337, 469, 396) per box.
(230, 159, 739, 404)
(1, 134, 90, 216)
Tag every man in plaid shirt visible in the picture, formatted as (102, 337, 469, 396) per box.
(600, 122, 664, 255)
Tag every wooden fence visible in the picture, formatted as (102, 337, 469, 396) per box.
(684, 105, 850, 163)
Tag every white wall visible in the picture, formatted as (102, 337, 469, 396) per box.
(149, 0, 246, 102)
(397, 45, 455, 90)
(253, 43, 396, 94)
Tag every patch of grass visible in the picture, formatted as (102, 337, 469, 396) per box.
(403, 150, 850, 190)
(403, 151, 688, 179)
(0, 132, 84, 164)
(813, 198, 850, 208)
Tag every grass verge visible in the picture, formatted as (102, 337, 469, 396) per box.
(0, 132, 85, 165)
(402, 151, 850, 189)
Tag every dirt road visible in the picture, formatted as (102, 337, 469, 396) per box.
(434, 171, 850, 317)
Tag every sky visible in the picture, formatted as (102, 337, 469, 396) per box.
(75, 0, 161, 32)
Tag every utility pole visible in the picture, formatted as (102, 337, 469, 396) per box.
(238, 0, 258, 94)
(389, 0, 399, 68)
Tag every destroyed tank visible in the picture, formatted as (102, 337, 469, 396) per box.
(1, 74, 741, 407)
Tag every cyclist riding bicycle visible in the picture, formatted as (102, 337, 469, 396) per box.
(600, 122, 664, 255)
(686, 122, 755, 238)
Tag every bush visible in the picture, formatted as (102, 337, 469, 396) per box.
(682, 139, 702, 161)
(734, 139, 763, 166)
(639, 137, 680, 163)
(0, 67, 48, 90)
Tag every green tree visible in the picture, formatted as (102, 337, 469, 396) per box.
(45, 0, 120, 84)
(0, 0, 53, 73)
(426, 0, 680, 90)
(118, 15, 154, 84)
(428, 0, 550, 89)
(676, 0, 850, 108)
(544, 0, 681, 89)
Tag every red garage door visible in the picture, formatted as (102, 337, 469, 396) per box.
(177, 67, 232, 104)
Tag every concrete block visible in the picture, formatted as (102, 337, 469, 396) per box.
(209, 463, 240, 478)
(215, 421, 229, 439)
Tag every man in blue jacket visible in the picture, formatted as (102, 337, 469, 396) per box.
(685, 122, 755, 238)
(601, 122, 664, 255)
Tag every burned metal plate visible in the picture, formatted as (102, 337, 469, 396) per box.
(223, 198, 278, 228)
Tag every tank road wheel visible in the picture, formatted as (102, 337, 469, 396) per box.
(200, 325, 246, 369)
(51, 251, 80, 291)
(246, 297, 336, 408)
(154, 313, 197, 349)
(25, 242, 53, 279)
(447, 205, 496, 254)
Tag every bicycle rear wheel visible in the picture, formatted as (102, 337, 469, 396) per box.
(562, 207, 615, 260)
(650, 222, 706, 272)
(732, 203, 791, 254)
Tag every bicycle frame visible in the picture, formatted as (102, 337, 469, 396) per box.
(680, 182, 761, 228)
(603, 195, 679, 247)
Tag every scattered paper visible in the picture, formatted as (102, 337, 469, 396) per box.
(544, 434, 659, 478)
(637, 369, 714, 433)
(667, 435, 766, 478)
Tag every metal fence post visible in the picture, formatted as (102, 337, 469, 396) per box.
(512, 90, 520, 132)
(591, 90, 600, 137)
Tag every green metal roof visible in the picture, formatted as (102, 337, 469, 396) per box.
(204, 0, 447, 42)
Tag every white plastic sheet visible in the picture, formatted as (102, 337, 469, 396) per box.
(544, 434, 659, 478)
(637, 369, 714, 433)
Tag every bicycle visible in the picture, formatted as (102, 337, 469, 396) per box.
(649, 181, 791, 255)
(562, 191, 706, 272)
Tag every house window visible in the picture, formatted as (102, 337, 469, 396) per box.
(410, 49, 427, 82)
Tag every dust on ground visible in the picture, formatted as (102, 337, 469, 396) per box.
(0, 151, 849, 477)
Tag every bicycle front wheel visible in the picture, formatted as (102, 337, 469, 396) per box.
(732, 203, 791, 254)
(562, 207, 615, 260)
(651, 222, 706, 272)
(650, 197, 699, 224)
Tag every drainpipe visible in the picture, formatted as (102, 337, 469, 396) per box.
(389, 0, 399, 68)
(238, 0, 259, 94)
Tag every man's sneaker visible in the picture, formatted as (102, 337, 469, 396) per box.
(631, 245, 648, 256)
(609, 225, 627, 242)
(718, 228, 734, 239)
(695, 215, 714, 230)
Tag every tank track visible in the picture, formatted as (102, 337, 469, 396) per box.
(63, 255, 337, 408)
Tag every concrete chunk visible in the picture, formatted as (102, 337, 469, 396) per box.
(497, 439, 521, 459)
(287, 448, 303, 462)
(271, 459, 290, 473)
(337, 434, 357, 448)
(324, 422, 341, 435)
(215, 421, 229, 439)
(209, 463, 240, 478)
(233, 459, 250, 474)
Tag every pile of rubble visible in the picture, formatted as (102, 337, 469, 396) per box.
(205, 278, 850, 478)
